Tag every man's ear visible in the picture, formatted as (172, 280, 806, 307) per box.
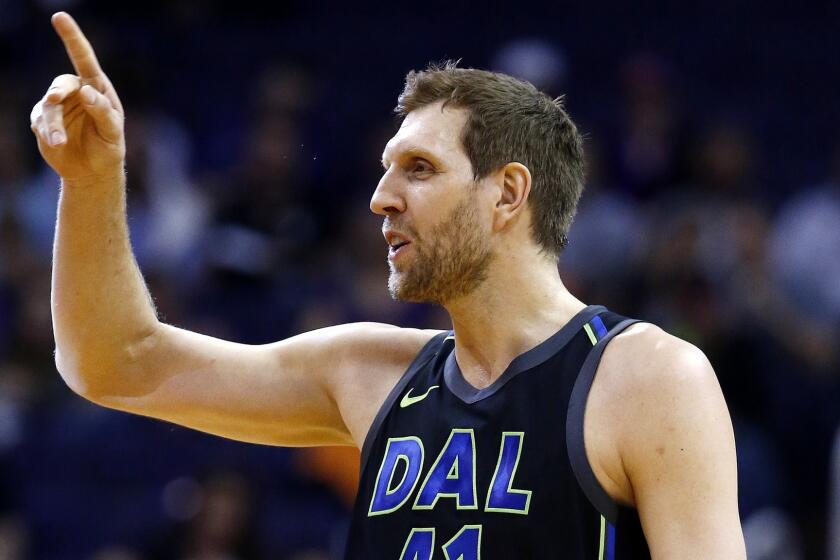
(493, 162, 531, 232)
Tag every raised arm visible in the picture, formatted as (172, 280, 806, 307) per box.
(31, 11, 148, 398)
(30, 13, 436, 448)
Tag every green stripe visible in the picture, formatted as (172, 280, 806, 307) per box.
(583, 323, 598, 346)
(598, 514, 606, 559)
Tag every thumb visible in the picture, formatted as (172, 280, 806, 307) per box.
(79, 84, 123, 144)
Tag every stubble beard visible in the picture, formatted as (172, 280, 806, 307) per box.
(387, 196, 494, 305)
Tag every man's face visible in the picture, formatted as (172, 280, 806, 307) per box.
(371, 102, 494, 305)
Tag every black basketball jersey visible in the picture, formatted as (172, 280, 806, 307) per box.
(344, 305, 651, 559)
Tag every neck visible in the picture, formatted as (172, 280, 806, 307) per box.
(442, 249, 586, 389)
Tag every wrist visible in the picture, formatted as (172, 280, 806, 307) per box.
(60, 169, 126, 189)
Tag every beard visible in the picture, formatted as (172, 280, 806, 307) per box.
(387, 194, 494, 305)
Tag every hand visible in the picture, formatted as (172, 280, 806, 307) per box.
(30, 12, 126, 182)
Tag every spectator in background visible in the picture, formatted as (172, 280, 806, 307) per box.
(770, 143, 840, 329)
(611, 53, 693, 200)
(640, 122, 763, 346)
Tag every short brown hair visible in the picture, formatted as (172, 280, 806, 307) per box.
(397, 61, 585, 256)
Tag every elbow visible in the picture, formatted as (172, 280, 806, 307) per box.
(54, 347, 116, 403)
(54, 325, 161, 403)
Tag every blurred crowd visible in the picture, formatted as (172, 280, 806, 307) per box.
(0, 1, 839, 559)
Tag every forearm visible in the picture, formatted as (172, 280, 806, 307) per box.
(51, 172, 160, 396)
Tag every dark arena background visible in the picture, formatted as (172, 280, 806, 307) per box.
(1, 1, 840, 558)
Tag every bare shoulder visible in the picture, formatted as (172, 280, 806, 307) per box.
(278, 322, 444, 447)
(586, 322, 733, 506)
(592, 327, 743, 555)
(599, 322, 717, 395)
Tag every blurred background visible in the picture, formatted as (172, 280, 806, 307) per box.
(0, 0, 839, 558)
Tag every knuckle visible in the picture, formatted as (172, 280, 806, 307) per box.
(42, 105, 58, 122)
(46, 74, 79, 97)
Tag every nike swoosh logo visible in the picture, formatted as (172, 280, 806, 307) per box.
(400, 385, 440, 408)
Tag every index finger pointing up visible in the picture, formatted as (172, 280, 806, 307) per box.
(51, 12, 104, 80)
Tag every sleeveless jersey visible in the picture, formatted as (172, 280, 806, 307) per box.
(344, 305, 651, 559)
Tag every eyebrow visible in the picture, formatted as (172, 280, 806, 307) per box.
(381, 146, 438, 169)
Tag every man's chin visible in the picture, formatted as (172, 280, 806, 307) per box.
(388, 274, 436, 304)
(388, 283, 420, 303)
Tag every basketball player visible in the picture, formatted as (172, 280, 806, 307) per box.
(30, 12, 745, 559)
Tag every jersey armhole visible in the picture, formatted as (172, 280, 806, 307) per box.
(566, 318, 642, 524)
(358, 331, 450, 470)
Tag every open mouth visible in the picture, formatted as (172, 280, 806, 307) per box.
(389, 240, 412, 260)
(384, 229, 412, 259)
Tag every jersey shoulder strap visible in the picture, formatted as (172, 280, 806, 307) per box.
(567, 313, 643, 523)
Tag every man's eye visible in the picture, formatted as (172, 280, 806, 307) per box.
(412, 162, 433, 174)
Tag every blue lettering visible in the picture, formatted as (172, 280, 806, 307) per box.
(414, 429, 477, 510)
(368, 436, 424, 516)
(399, 528, 435, 560)
(442, 525, 482, 560)
(486, 432, 531, 514)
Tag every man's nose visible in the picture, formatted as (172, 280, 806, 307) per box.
(370, 171, 406, 216)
